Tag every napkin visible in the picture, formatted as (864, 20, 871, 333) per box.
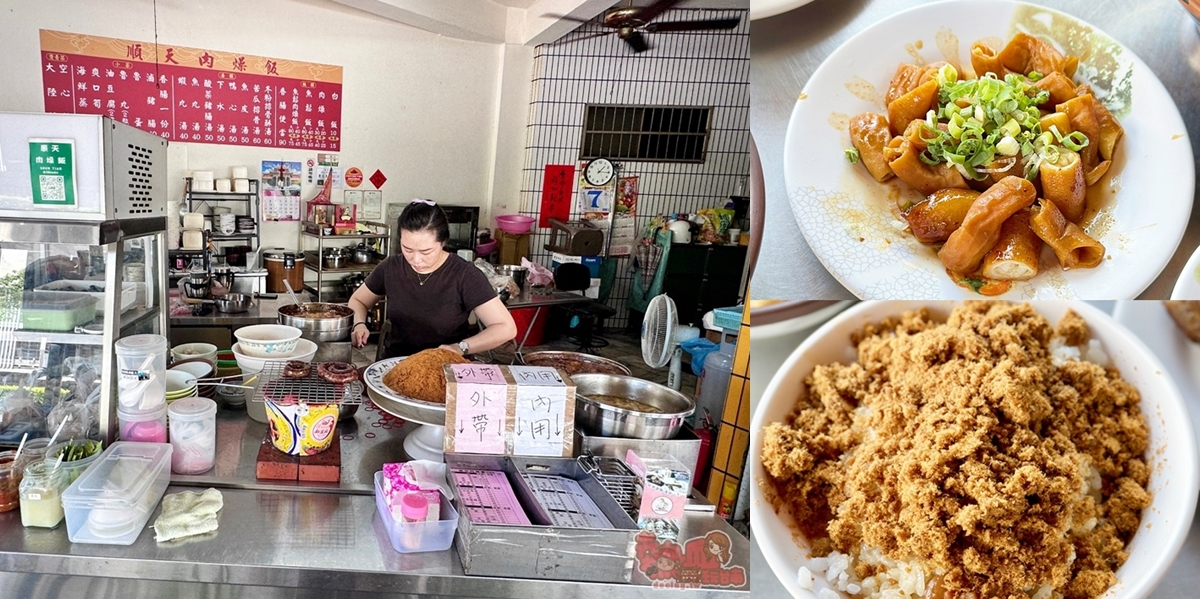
(153, 488, 223, 543)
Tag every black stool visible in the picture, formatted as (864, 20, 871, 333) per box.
(554, 263, 615, 354)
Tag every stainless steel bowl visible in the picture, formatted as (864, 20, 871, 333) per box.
(571, 373, 695, 440)
(277, 303, 354, 342)
(522, 351, 632, 376)
(214, 293, 252, 313)
(352, 243, 375, 264)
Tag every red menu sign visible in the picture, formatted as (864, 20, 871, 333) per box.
(39, 29, 343, 151)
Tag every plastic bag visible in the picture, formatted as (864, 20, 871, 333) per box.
(680, 337, 719, 377)
(522, 258, 554, 287)
(474, 259, 518, 300)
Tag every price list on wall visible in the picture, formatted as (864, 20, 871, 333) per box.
(39, 29, 343, 151)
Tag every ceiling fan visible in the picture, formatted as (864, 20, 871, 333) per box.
(545, 0, 742, 54)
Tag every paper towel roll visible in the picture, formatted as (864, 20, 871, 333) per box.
(233, 178, 250, 193)
(215, 179, 232, 193)
(230, 166, 248, 179)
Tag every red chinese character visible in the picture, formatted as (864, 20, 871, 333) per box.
(199, 52, 214, 68)
(126, 43, 143, 61)
(264, 60, 278, 75)
(164, 48, 178, 64)
(232, 56, 247, 72)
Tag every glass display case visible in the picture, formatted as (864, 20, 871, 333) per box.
(0, 229, 168, 446)
(0, 112, 169, 445)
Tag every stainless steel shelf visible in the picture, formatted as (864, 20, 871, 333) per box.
(6, 306, 159, 346)
(303, 261, 380, 274)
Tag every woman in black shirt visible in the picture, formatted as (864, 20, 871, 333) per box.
(348, 200, 517, 359)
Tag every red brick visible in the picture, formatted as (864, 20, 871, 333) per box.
(256, 440, 299, 481)
(298, 435, 341, 483)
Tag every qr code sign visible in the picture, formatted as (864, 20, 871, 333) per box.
(39, 175, 66, 202)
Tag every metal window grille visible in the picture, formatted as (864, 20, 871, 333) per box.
(518, 8, 749, 329)
(582, 105, 711, 162)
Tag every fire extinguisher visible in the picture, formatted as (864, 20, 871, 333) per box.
(693, 412, 717, 493)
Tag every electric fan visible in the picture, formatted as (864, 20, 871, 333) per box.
(641, 294, 700, 390)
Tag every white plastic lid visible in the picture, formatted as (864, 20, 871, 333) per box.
(115, 334, 168, 356)
(167, 396, 217, 421)
(117, 402, 167, 421)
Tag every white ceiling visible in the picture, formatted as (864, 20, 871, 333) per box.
(327, 0, 747, 46)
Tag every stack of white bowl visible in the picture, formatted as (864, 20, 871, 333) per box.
(231, 325, 316, 423)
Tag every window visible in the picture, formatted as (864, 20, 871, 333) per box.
(581, 105, 711, 163)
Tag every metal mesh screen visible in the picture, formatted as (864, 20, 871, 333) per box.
(517, 8, 749, 329)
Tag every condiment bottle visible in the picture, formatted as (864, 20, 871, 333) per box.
(400, 492, 429, 550)
(20, 460, 67, 528)
(0, 450, 21, 512)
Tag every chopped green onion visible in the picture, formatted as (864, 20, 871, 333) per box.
(1028, 71, 1044, 81)
(996, 136, 1020, 156)
(961, 277, 986, 293)
(936, 63, 959, 87)
(1061, 131, 1090, 152)
(845, 148, 860, 164)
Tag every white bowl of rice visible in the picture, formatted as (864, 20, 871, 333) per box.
(751, 301, 1199, 599)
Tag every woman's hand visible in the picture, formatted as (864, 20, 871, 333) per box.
(438, 343, 465, 356)
(351, 324, 371, 348)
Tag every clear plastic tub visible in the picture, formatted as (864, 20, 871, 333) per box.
(115, 334, 168, 412)
(61, 442, 172, 545)
(374, 471, 458, 553)
(167, 397, 217, 474)
(118, 403, 168, 443)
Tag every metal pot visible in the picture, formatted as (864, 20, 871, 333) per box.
(213, 293, 252, 314)
(352, 242, 375, 264)
(522, 351, 632, 376)
(277, 303, 354, 342)
(324, 253, 347, 269)
(571, 373, 695, 440)
(342, 273, 365, 297)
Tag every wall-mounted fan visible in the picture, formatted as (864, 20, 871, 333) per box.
(545, 0, 741, 54)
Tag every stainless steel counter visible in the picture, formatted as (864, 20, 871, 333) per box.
(749, 0, 1200, 300)
(0, 402, 749, 598)
(170, 294, 301, 327)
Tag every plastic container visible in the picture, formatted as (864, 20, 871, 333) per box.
(115, 334, 169, 412)
(20, 459, 68, 528)
(20, 291, 96, 331)
(265, 399, 338, 456)
(47, 440, 103, 484)
(374, 471, 458, 553)
(510, 307, 548, 347)
(33, 280, 137, 316)
(61, 442, 173, 545)
(118, 403, 168, 443)
(695, 349, 733, 424)
(0, 450, 21, 512)
(168, 397, 217, 474)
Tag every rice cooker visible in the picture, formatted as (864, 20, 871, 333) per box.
(263, 249, 306, 293)
(668, 220, 692, 244)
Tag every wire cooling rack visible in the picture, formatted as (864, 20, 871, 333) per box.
(578, 454, 640, 520)
(252, 361, 364, 405)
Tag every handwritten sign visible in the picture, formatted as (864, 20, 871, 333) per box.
(451, 364, 506, 385)
(511, 366, 573, 456)
(451, 382, 507, 454)
(540, 164, 575, 228)
(444, 365, 574, 456)
(508, 366, 565, 386)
